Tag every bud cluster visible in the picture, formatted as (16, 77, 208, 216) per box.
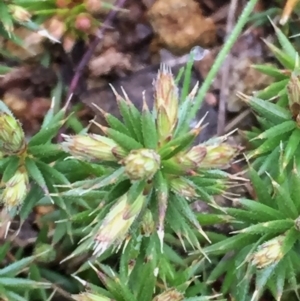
(61, 65, 240, 257)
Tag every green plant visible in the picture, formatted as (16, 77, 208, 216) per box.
(71, 260, 226, 301)
(0, 242, 50, 300)
(58, 66, 239, 263)
(239, 22, 300, 183)
(0, 65, 239, 299)
(190, 20, 300, 301)
(200, 165, 300, 301)
(0, 1, 267, 299)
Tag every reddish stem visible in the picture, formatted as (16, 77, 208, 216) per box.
(64, 0, 128, 109)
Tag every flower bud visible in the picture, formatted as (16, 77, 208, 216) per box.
(295, 216, 300, 231)
(0, 113, 26, 154)
(9, 5, 31, 23)
(169, 177, 197, 198)
(199, 143, 239, 169)
(141, 209, 155, 236)
(44, 17, 66, 41)
(154, 65, 179, 140)
(1, 166, 29, 210)
(152, 289, 184, 301)
(72, 292, 111, 301)
(56, 0, 72, 8)
(75, 13, 93, 33)
(34, 243, 56, 263)
(93, 192, 145, 256)
(251, 236, 284, 269)
(175, 145, 207, 170)
(85, 0, 102, 13)
(122, 149, 160, 181)
(287, 71, 300, 120)
(61, 134, 126, 162)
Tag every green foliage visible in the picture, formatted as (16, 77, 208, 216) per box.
(0, 63, 240, 300)
(6, 2, 300, 300)
(71, 259, 225, 301)
(240, 22, 300, 182)
(0, 243, 51, 300)
(201, 166, 300, 300)
(57, 66, 239, 267)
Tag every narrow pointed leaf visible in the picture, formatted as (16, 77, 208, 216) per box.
(204, 234, 259, 255)
(2, 156, 20, 182)
(255, 264, 277, 300)
(0, 278, 50, 288)
(126, 180, 146, 206)
(246, 95, 291, 123)
(25, 158, 48, 193)
(136, 261, 156, 301)
(0, 255, 35, 276)
(248, 167, 272, 206)
(254, 120, 295, 140)
(127, 102, 143, 143)
(274, 260, 286, 301)
(290, 164, 300, 211)
(234, 220, 293, 235)
(272, 180, 298, 218)
(106, 128, 143, 151)
(248, 135, 284, 159)
(239, 198, 285, 220)
(263, 40, 295, 69)
(116, 94, 140, 141)
(28, 144, 62, 158)
(252, 64, 288, 80)
(282, 128, 300, 169)
(255, 79, 289, 99)
(272, 21, 298, 59)
(141, 105, 157, 149)
(29, 120, 65, 146)
(35, 160, 69, 185)
(281, 228, 299, 256)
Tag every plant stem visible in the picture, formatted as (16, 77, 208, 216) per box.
(186, 0, 259, 132)
(64, 0, 128, 110)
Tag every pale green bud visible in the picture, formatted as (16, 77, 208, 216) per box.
(152, 289, 184, 301)
(93, 192, 145, 256)
(9, 5, 31, 22)
(141, 209, 155, 236)
(287, 71, 300, 120)
(72, 292, 112, 301)
(61, 134, 126, 162)
(169, 177, 197, 198)
(0, 113, 26, 154)
(199, 143, 239, 169)
(252, 236, 284, 269)
(1, 166, 29, 210)
(34, 243, 56, 263)
(154, 65, 179, 140)
(122, 148, 160, 181)
(175, 145, 207, 170)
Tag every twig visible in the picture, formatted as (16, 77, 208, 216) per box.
(217, 0, 238, 135)
(185, 0, 259, 134)
(64, 0, 128, 110)
(224, 108, 251, 133)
